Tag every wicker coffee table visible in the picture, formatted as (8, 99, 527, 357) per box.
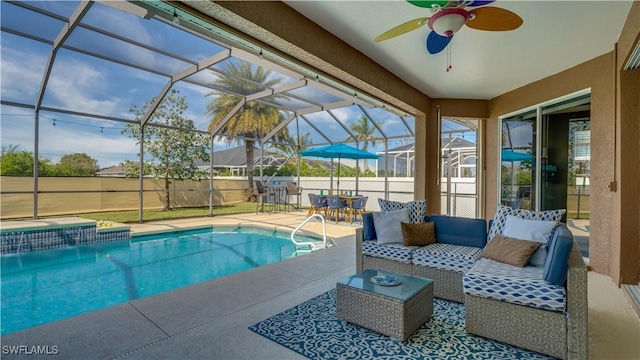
(336, 269, 434, 341)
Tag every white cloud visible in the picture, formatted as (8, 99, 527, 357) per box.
(46, 58, 124, 115)
(177, 80, 214, 97)
(86, 4, 153, 47)
(186, 71, 221, 89)
(329, 106, 361, 122)
(1, 108, 36, 152)
(38, 124, 139, 168)
(0, 45, 48, 102)
(1, 108, 139, 168)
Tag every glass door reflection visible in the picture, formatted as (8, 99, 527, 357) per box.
(501, 110, 536, 210)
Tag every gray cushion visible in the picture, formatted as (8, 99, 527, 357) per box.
(502, 215, 557, 267)
(372, 209, 410, 245)
(487, 204, 566, 242)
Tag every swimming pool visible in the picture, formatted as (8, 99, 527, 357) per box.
(0, 226, 322, 335)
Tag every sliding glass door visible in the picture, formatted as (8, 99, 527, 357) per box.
(499, 91, 591, 259)
(540, 94, 591, 215)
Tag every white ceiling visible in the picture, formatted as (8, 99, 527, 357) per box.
(285, 1, 633, 100)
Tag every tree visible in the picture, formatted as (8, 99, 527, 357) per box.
(304, 161, 329, 177)
(53, 153, 99, 176)
(122, 89, 209, 211)
(349, 115, 379, 170)
(206, 60, 288, 200)
(0, 145, 53, 176)
(115, 160, 151, 178)
(270, 131, 312, 159)
(267, 131, 313, 177)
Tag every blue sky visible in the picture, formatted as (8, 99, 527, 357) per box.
(0, 1, 457, 169)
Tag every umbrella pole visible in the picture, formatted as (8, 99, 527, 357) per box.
(337, 155, 341, 194)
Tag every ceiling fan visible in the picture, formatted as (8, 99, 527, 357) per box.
(375, 0, 523, 56)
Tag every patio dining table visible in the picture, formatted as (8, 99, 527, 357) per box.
(318, 194, 361, 224)
(340, 195, 361, 224)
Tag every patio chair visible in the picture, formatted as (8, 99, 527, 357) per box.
(326, 195, 347, 224)
(285, 182, 302, 211)
(255, 180, 274, 214)
(349, 196, 368, 223)
(307, 194, 328, 217)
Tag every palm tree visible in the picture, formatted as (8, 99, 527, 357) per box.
(349, 115, 379, 170)
(270, 131, 312, 159)
(206, 60, 288, 199)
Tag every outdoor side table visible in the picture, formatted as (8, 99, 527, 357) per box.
(336, 269, 433, 341)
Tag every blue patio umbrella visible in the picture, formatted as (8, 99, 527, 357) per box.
(299, 144, 380, 193)
(501, 149, 532, 162)
(501, 149, 532, 199)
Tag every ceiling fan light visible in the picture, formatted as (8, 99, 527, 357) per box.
(428, 8, 470, 37)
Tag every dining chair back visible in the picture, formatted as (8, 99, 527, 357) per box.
(307, 194, 327, 217)
(349, 196, 368, 223)
(326, 195, 347, 223)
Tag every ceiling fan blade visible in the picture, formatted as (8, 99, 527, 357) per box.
(426, 31, 452, 54)
(406, 0, 448, 9)
(375, 17, 430, 42)
(466, 6, 523, 31)
(465, 0, 495, 7)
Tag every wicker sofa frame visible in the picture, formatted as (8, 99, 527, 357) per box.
(355, 227, 588, 360)
(465, 242, 588, 360)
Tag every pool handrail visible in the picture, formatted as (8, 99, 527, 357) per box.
(291, 214, 329, 250)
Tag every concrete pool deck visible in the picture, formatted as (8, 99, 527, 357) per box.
(2, 212, 639, 359)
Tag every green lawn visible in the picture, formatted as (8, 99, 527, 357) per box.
(567, 212, 590, 220)
(78, 202, 260, 223)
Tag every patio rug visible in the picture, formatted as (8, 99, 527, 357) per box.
(249, 289, 555, 359)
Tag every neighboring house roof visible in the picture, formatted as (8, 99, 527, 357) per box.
(386, 143, 414, 152)
(98, 146, 345, 177)
(194, 146, 265, 168)
(193, 148, 238, 168)
(197, 146, 336, 169)
(382, 137, 476, 155)
(95, 165, 128, 177)
(442, 137, 476, 150)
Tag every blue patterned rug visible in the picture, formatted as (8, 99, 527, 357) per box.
(249, 289, 555, 359)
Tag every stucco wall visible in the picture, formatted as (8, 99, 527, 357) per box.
(614, 1, 640, 284)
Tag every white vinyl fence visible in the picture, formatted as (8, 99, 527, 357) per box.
(269, 176, 477, 216)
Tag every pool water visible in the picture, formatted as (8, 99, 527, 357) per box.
(0, 227, 321, 335)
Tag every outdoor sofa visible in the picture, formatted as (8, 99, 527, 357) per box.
(355, 202, 588, 360)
